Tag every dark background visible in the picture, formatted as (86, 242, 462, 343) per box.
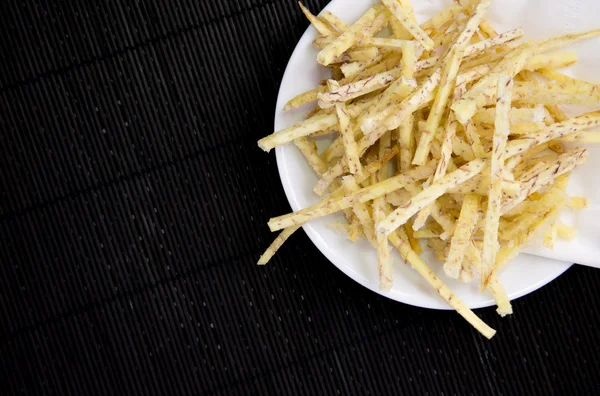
(0, 0, 598, 394)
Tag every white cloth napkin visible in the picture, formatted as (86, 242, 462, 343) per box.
(412, 0, 600, 268)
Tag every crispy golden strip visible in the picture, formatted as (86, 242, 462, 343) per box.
(569, 196, 589, 209)
(535, 73, 600, 102)
(448, 173, 520, 195)
(512, 156, 555, 180)
(341, 35, 388, 72)
(325, 77, 342, 95)
(414, 229, 440, 239)
(398, 115, 415, 172)
(549, 141, 565, 154)
(376, 158, 487, 236)
(364, 37, 413, 49)
(335, 103, 362, 175)
(463, 120, 485, 158)
(534, 28, 600, 54)
(432, 23, 459, 49)
(262, 94, 388, 152)
(459, 252, 475, 283)
(327, 223, 352, 237)
(553, 173, 571, 190)
(523, 52, 578, 71)
(560, 131, 600, 143)
(387, 233, 496, 339)
(348, 217, 362, 241)
(537, 68, 600, 98)
(502, 189, 569, 239)
(435, 114, 460, 180)
(385, 188, 412, 206)
(294, 138, 328, 175)
(398, 41, 418, 172)
(285, 86, 327, 110)
(505, 111, 600, 158)
(502, 148, 588, 214)
(508, 123, 543, 135)
(424, 205, 455, 234)
(481, 76, 513, 285)
(456, 64, 493, 87)
(544, 104, 568, 123)
(384, 70, 443, 131)
(474, 106, 546, 125)
(465, 243, 513, 316)
(319, 69, 402, 108)
(344, 48, 380, 62)
(404, 220, 423, 254)
(452, 1, 494, 48)
(464, 27, 524, 59)
(387, 9, 411, 40)
(503, 188, 569, 223)
(358, 77, 418, 133)
(416, 28, 524, 76)
(445, 194, 481, 279)
(342, 176, 376, 244)
(374, 197, 393, 290)
(342, 60, 372, 78)
(313, 161, 345, 196)
(382, 0, 434, 50)
(411, 176, 434, 230)
(317, 8, 378, 66)
(397, 0, 416, 17)
(322, 137, 346, 163)
(511, 90, 600, 107)
(458, 51, 505, 75)
(421, 4, 463, 32)
(298, 2, 336, 36)
(358, 160, 437, 202)
(320, 10, 350, 32)
(557, 222, 577, 240)
(414, 56, 442, 76)
(452, 134, 476, 162)
(493, 195, 569, 279)
(313, 35, 336, 49)
(302, 105, 326, 121)
(258, 113, 337, 152)
(257, 226, 300, 265)
(543, 221, 558, 249)
(377, 132, 392, 182)
(479, 20, 498, 38)
(429, 238, 450, 261)
(343, 54, 403, 85)
(387, 0, 416, 40)
(308, 125, 336, 137)
(360, 10, 388, 40)
(520, 156, 561, 180)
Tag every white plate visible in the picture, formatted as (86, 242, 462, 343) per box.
(273, 0, 584, 310)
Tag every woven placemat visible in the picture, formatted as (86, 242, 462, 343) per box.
(0, 1, 599, 394)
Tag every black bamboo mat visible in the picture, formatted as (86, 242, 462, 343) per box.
(0, 0, 599, 394)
